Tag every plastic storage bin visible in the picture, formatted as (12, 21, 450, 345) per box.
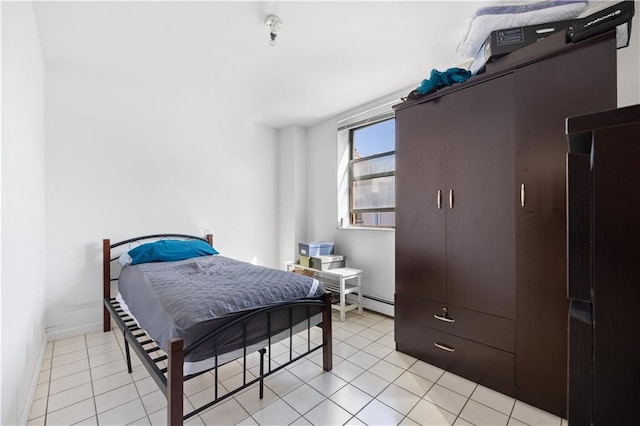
(298, 242, 334, 257)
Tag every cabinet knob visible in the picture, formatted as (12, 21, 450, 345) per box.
(434, 307, 455, 323)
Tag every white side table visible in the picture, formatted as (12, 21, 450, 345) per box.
(286, 262, 363, 321)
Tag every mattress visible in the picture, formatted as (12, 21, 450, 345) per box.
(117, 255, 324, 374)
(116, 293, 322, 375)
(457, 0, 588, 60)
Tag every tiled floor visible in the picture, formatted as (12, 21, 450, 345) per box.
(29, 310, 567, 425)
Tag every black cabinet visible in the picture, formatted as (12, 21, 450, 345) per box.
(394, 30, 617, 418)
(567, 104, 640, 426)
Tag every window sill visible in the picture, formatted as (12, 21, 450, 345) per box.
(337, 226, 395, 232)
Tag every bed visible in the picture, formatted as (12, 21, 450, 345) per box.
(102, 234, 333, 426)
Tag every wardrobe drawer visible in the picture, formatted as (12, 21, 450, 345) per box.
(396, 293, 515, 353)
(396, 321, 516, 397)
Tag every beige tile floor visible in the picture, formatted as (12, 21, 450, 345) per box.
(29, 310, 567, 425)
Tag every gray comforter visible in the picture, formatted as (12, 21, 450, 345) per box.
(119, 255, 324, 361)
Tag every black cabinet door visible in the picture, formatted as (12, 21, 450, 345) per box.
(514, 36, 616, 418)
(445, 75, 516, 319)
(395, 100, 447, 302)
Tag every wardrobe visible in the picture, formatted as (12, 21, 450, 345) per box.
(566, 104, 640, 425)
(394, 30, 617, 417)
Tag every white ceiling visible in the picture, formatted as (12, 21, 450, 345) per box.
(32, 1, 490, 128)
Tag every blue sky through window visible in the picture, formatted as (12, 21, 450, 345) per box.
(353, 119, 395, 158)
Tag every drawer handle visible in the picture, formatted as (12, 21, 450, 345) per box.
(434, 342, 456, 352)
(434, 314, 455, 323)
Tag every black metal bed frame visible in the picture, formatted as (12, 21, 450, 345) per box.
(103, 234, 333, 426)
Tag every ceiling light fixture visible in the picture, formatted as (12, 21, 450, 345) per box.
(264, 15, 283, 47)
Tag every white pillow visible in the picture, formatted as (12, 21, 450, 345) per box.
(118, 252, 133, 266)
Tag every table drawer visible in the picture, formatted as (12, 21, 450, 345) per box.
(396, 293, 515, 353)
(396, 321, 515, 397)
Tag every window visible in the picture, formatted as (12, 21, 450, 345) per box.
(337, 93, 402, 229)
(349, 118, 395, 227)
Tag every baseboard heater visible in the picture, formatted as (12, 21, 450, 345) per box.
(362, 294, 394, 306)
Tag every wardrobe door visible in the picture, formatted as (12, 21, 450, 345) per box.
(591, 122, 640, 426)
(395, 100, 447, 303)
(514, 36, 616, 417)
(445, 75, 516, 319)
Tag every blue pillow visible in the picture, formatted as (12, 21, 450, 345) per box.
(128, 239, 218, 265)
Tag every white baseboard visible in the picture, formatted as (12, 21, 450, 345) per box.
(47, 321, 102, 341)
(22, 322, 104, 424)
(362, 297, 394, 317)
(20, 334, 48, 426)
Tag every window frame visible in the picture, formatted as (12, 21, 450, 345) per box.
(348, 118, 396, 229)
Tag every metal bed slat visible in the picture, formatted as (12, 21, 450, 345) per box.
(152, 355, 168, 363)
(103, 298, 168, 394)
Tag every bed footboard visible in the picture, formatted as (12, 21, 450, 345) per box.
(104, 293, 332, 425)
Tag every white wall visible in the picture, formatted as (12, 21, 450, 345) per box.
(44, 65, 279, 339)
(1, 2, 48, 424)
(617, 1, 640, 106)
(278, 126, 307, 269)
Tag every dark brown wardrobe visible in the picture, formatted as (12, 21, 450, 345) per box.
(394, 30, 617, 417)
(567, 104, 640, 425)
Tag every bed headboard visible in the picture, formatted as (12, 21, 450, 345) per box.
(102, 233, 213, 332)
